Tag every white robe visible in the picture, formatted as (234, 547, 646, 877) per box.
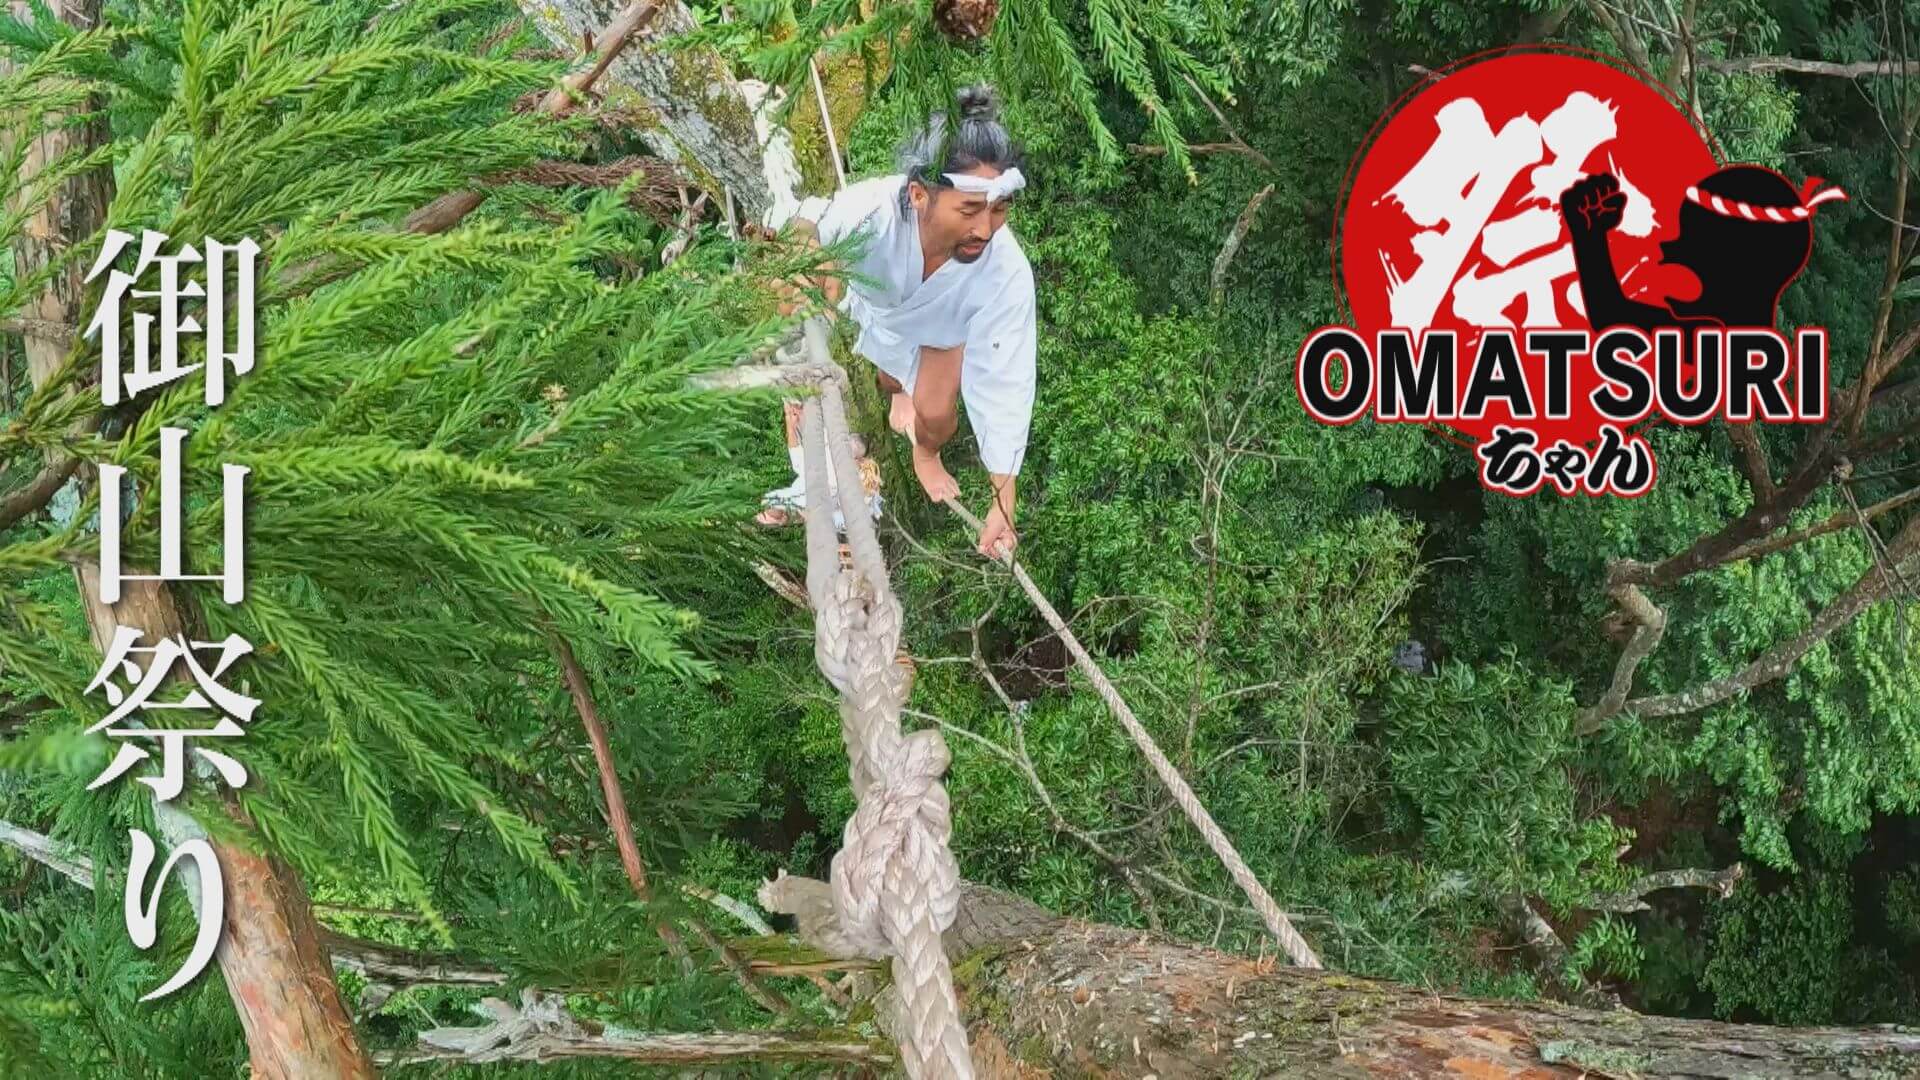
(797, 175, 1037, 476)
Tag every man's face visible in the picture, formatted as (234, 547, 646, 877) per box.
(911, 164, 1014, 265)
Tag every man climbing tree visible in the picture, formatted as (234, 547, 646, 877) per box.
(761, 84, 1036, 559)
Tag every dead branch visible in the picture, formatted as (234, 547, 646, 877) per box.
(551, 631, 795, 1015)
(552, 632, 655, 899)
(484, 155, 684, 225)
(1178, 72, 1279, 174)
(1705, 56, 1920, 78)
(1211, 184, 1275, 308)
(680, 882, 774, 935)
(687, 919, 796, 1019)
(0, 817, 92, 887)
(402, 2, 663, 238)
(1584, 864, 1745, 913)
(1497, 892, 1620, 1011)
(0, 316, 76, 343)
(323, 931, 512, 990)
(751, 559, 810, 608)
(374, 989, 890, 1067)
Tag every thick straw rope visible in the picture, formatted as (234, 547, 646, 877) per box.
(791, 320, 972, 1078)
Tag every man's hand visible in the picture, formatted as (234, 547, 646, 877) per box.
(977, 501, 1017, 559)
(760, 219, 841, 317)
(976, 472, 1018, 560)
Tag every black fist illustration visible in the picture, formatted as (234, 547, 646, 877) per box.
(1561, 173, 1626, 238)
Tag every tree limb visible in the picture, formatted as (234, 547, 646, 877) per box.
(0, 316, 76, 343)
(1615, 516, 1920, 720)
(551, 631, 655, 900)
(1705, 56, 1920, 78)
(0, 453, 81, 531)
(550, 631, 792, 1016)
(1581, 0, 1655, 74)
(378, 1028, 892, 1067)
(322, 931, 512, 990)
(1211, 184, 1275, 308)
(0, 817, 92, 887)
(1584, 864, 1745, 913)
(1575, 578, 1666, 735)
(404, 2, 663, 237)
(1497, 892, 1620, 1011)
(374, 988, 890, 1067)
(1727, 424, 1776, 503)
(1720, 484, 1920, 567)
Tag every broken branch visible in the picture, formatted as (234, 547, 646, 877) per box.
(1584, 864, 1746, 913)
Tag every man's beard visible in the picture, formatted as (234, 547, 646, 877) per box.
(953, 239, 988, 263)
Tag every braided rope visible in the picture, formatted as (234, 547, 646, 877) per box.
(790, 321, 972, 1079)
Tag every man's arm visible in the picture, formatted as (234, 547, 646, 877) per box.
(960, 272, 1037, 558)
(775, 217, 845, 315)
(777, 179, 895, 314)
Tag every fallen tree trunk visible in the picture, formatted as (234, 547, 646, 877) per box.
(757, 875, 1920, 1078)
(947, 904, 1920, 1077)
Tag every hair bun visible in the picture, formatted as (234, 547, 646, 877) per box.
(955, 84, 999, 124)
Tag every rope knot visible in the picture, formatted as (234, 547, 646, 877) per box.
(829, 729, 960, 957)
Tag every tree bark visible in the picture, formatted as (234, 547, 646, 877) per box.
(739, 875, 1920, 1077)
(519, 0, 773, 218)
(4, 3, 374, 1074)
(940, 892, 1920, 1078)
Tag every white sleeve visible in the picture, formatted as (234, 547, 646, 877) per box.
(809, 176, 899, 246)
(961, 271, 1038, 477)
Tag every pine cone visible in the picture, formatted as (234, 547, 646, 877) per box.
(932, 0, 998, 42)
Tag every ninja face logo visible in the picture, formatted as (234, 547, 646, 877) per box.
(1297, 48, 1843, 497)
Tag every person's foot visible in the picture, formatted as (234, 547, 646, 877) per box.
(755, 506, 793, 526)
(888, 391, 916, 438)
(911, 444, 960, 502)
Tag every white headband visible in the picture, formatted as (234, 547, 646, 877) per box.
(941, 168, 1025, 201)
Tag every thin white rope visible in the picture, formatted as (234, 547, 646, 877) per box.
(945, 500, 1323, 969)
(809, 58, 848, 190)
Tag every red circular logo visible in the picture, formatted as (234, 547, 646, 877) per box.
(1336, 48, 1720, 451)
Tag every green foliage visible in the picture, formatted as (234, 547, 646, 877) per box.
(1380, 655, 1632, 908)
(734, 0, 1238, 180)
(1704, 870, 1855, 1023)
(1566, 912, 1642, 987)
